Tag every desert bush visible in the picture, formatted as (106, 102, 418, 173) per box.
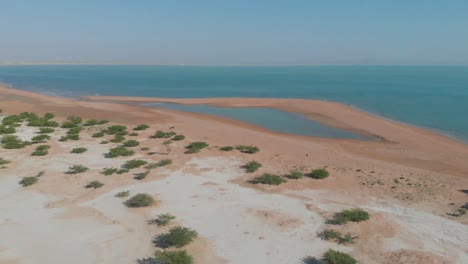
(27, 117, 59, 127)
(220, 146, 234, 151)
(235, 145, 260, 154)
(184, 141, 209, 154)
(31, 149, 48, 156)
(151, 130, 176, 138)
(59, 134, 80, 141)
(149, 213, 176, 226)
(0, 125, 16, 134)
(287, 170, 304, 179)
(123, 159, 148, 169)
(44, 113, 55, 119)
(83, 119, 98, 126)
(123, 140, 140, 147)
(35, 170, 45, 177)
(100, 140, 109, 144)
(101, 168, 118, 175)
(115, 191, 130, 198)
(329, 208, 370, 225)
(2, 115, 22, 125)
(97, 120, 109, 125)
(124, 193, 155, 207)
(31, 134, 50, 143)
(134, 171, 150, 180)
(67, 127, 82, 135)
(117, 168, 129, 174)
(110, 135, 125, 143)
(154, 226, 198, 248)
(242, 161, 262, 173)
(61, 121, 78, 128)
(129, 132, 139, 136)
(2, 135, 26, 149)
(104, 125, 127, 135)
(38, 127, 54, 134)
(163, 140, 171, 146)
(19, 176, 38, 187)
(67, 116, 83, 124)
(252, 173, 287, 185)
(318, 229, 356, 245)
(171, 135, 185, 141)
(85, 181, 104, 189)
(144, 159, 172, 170)
(322, 249, 357, 264)
(133, 124, 149, 131)
(106, 146, 135, 158)
(66, 165, 89, 174)
(92, 131, 105, 138)
(71, 147, 87, 154)
(35, 145, 51, 151)
(309, 168, 329, 179)
(141, 147, 150, 151)
(0, 158, 10, 165)
(153, 250, 193, 264)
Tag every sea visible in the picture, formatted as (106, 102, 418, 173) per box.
(0, 65, 467, 142)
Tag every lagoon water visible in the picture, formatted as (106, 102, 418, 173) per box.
(0, 65, 467, 141)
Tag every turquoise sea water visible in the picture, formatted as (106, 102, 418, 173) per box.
(0, 65, 467, 142)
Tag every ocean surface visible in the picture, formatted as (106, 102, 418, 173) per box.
(0, 65, 467, 142)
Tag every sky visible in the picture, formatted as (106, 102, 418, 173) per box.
(1, 0, 468, 65)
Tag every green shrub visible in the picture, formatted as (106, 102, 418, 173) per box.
(101, 167, 118, 175)
(66, 165, 89, 174)
(0, 125, 16, 134)
(117, 168, 129, 174)
(309, 168, 329, 179)
(133, 124, 149, 131)
(115, 191, 130, 198)
(141, 147, 150, 151)
(2, 115, 22, 125)
(83, 119, 98, 126)
(235, 145, 260, 154)
(59, 134, 80, 141)
(0, 158, 10, 165)
(123, 159, 148, 169)
(149, 213, 176, 226)
(145, 159, 172, 170)
(153, 250, 193, 264)
(163, 140, 171, 146)
(242, 161, 262, 173)
(184, 141, 209, 154)
(67, 116, 83, 124)
(104, 125, 127, 135)
(19, 177, 38, 187)
(110, 135, 125, 143)
(35, 170, 45, 177)
(71, 147, 87, 154)
(106, 146, 135, 158)
(97, 120, 109, 125)
(123, 140, 140, 147)
(134, 171, 150, 180)
(85, 181, 104, 189)
(61, 121, 78, 128)
(322, 249, 357, 264)
(124, 193, 155, 207)
(31, 150, 48, 156)
(129, 132, 139, 136)
(31, 134, 50, 143)
(329, 208, 370, 225)
(220, 146, 234, 151)
(67, 127, 82, 135)
(2, 135, 26, 149)
(151, 130, 176, 138)
(317, 229, 355, 245)
(171, 135, 185, 141)
(287, 170, 304, 179)
(44, 113, 55, 120)
(36, 145, 51, 151)
(92, 132, 105, 138)
(252, 173, 287, 185)
(154, 226, 198, 248)
(38, 127, 54, 134)
(100, 140, 109, 144)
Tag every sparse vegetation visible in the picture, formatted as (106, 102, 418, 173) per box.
(133, 124, 149, 131)
(100, 140, 109, 144)
(329, 208, 370, 225)
(97, 120, 109, 125)
(110, 135, 125, 143)
(220, 146, 234, 151)
(101, 167, 119, 176)
(151, 130, 176, 138)
(318, 229, 356, 244)
(129, 132, 139, 136)
(184, 141, 209, 154)
(134, 171, 150, 180)
(287, 170, 304, 179)
(106, 146, 135, 158)
(0, 158, 10, 165)
(71, 147, 87, 154)
(66, 165, 89, 174)
(252, 173, 287, 185)
(235, 145, 259, 154)
(0, 125, 16, 134)
(322, 249, 357, 264)
(31, 149, 48, 156)
(309, 168, 329, 179)
(124, 193, 155, 207)
(123, 159, 148, 169)
(31, 134, 50, 143)
(242, 161, 262, 173)
(85, 181, 104, 189)
(141, 147, 150, 151)
(104, 125, 127, 135)
(35, 170, 45, 177)
(38, 127, 55, 134)
(115, 191, 130, 198)
(171, 135, 185, 141)
(153, 250, 193, 264)
(92, 132, 105, 138)
(154, 226, 198, 248)
(19, 177, 38, 187)
(149, 213, 176, 226)
(83, 119, 98, 126)
(123, 139, 140, 147)
(2, 135, 26, 149)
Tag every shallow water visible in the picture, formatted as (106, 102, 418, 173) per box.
(147, 102, 371, 140)
(1, 65, 467, 141)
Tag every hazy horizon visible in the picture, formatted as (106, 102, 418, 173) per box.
(1, 1, 468, 66)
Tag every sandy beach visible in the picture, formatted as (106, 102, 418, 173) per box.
(1, 84, 467, 264)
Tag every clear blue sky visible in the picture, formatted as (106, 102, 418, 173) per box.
(1, 0, 467, 65)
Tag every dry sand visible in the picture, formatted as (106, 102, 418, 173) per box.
(0, 84, 467, 264)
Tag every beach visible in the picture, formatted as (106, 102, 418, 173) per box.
(0, 83, 467, 264)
